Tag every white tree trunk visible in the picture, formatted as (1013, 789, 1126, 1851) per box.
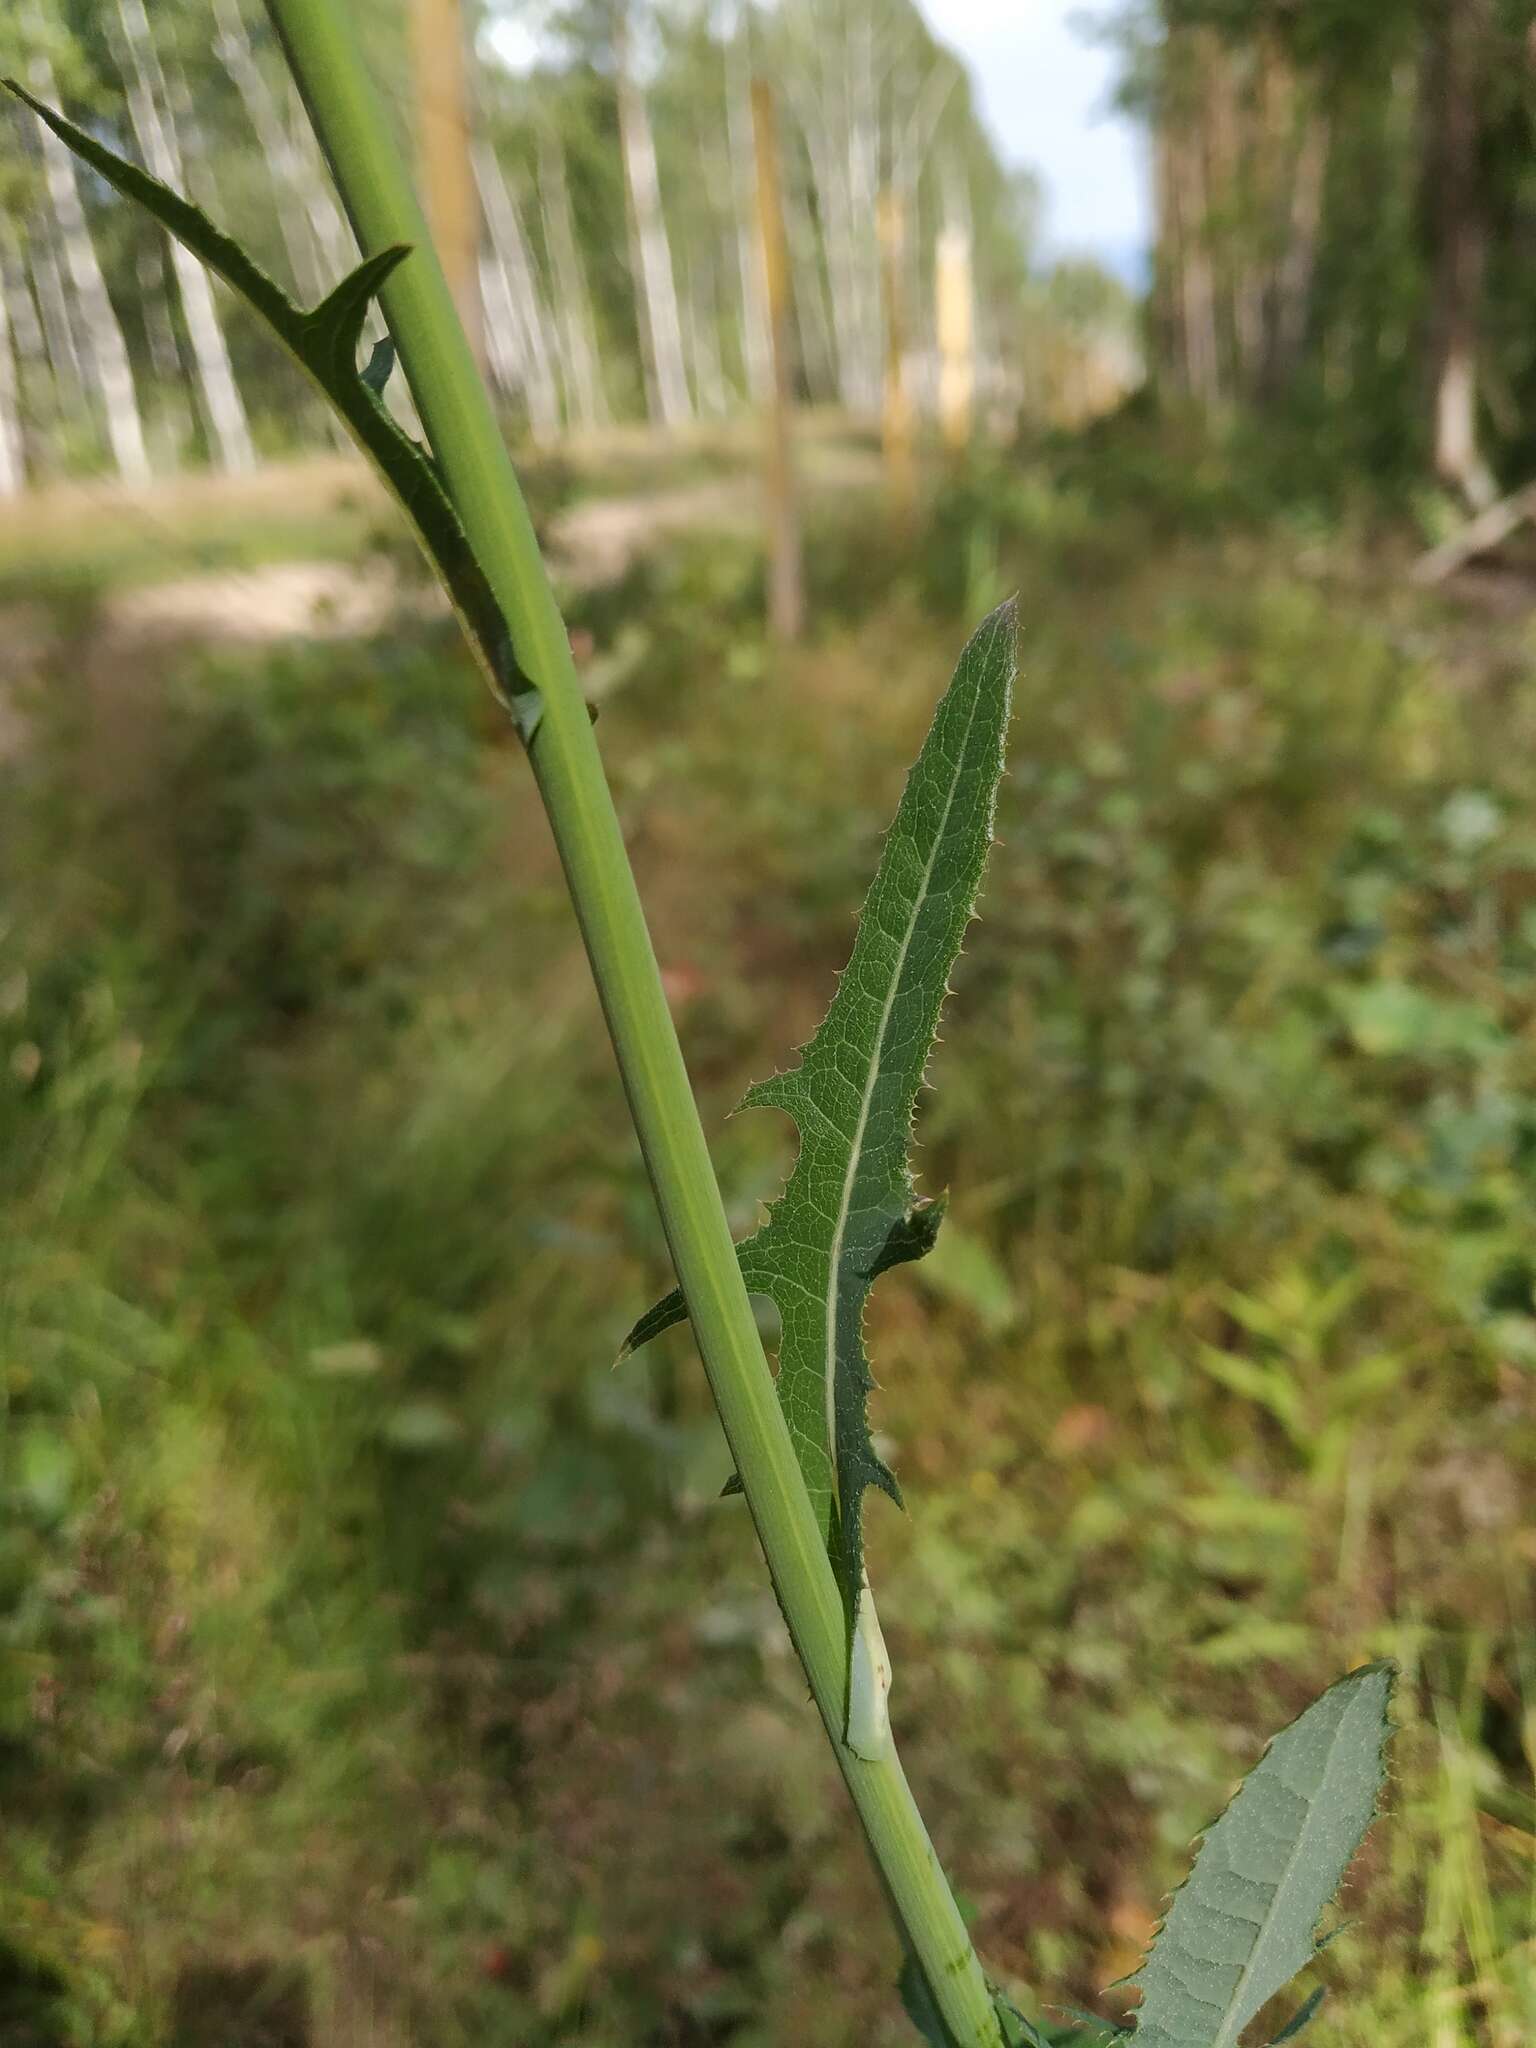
(538, 131, 607, 434)
(27, 230, 84, 408)
(287, 84, 355, 287)
(781, 167, 838, 403)
(0, 259, 27, 496)
(1267, 112, 1329, 390)
(473, 145, 560, 441)
(213, 0, 327, 302)
(28, 54, 152, 485)
(117, 0, 256, 474)
(29, 54, 153, 485)
(726, 15, 770, 405)
(0, 227, 49, 448)
(616, 20, 692, 430)
(794, 25, 880, 419)
(478, 248, 526, 399)
(682, 247, 730, 417)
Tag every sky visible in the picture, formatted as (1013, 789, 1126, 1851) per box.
(487, 1, 1150, 279)
(920, 0, 1148, 274)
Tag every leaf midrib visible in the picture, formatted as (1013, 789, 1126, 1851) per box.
(821, 659, 990, 1487)
(1208, 1702, 1355, 2048)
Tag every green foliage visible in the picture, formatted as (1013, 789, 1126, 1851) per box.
(623, 602, 1015, 1699)
(1126, 1663, 1392, 2048)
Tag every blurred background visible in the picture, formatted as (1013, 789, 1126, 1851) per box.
(1, 1, 1535, 2043)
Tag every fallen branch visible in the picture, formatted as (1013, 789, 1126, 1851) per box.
(1410, 479, 1536, 585)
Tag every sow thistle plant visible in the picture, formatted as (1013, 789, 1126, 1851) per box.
(5, 8, 1396, 2042)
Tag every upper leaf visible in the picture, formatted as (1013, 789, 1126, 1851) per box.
(2, 80, 534, 737)
(1125, 1662, 1394, 2048)
(624, 602, 1016, 1642)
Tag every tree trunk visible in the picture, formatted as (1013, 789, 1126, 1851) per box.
(538, 131, 607, 433)
(781, 161, 838, 404)
(726, 13, 770, 405)
(617, 18, 692, 430)
(1266, 109, 1329, 393)
(213, 0, 328, 301)
(1425, 0, 1496, 505)
(936, 217, 975, 456)
(682, 247, 730, 418)
(750, 78, 803, 641)
(877, 187, 915, 516)
(479, 245, 527, 400)
(27, 52, 152, 485)
(410, 0, 483, 367)
(27, 229, 84, 413)
(0, 257, 26, 496)
(116, 0, 255, 474)
(0, 223, 50, 414)
(1151, 94, 1184, 395)
(473, 144, 560, 441)
(1177, 122, 1220, 408)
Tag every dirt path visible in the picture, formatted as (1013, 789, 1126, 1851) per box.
(0, 439, 883, 759)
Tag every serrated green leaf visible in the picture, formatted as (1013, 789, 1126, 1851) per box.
(1126, 1662, 1394, 2048)
(2, 79, 532, 737)
(1056, 2007, 1131, 2043)
(1262, 1985, 1324, 2047)
(624, 602, 1015, 1708)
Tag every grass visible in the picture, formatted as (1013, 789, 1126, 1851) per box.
(1, 429, 1533, 2045)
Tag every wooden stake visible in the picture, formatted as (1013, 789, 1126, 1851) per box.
(411, 0, 482, 368)
(751, 78, 803, 643)
(936, 222, 974, 456)
(877, 186, 915, 520)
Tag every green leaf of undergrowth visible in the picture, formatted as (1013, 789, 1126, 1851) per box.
(2, 80, 533, 736)
(1261, 1985, 1324, 2047)
(899, 1958, 1050, 2048)
(624, 602, 1016, 1737)
(1125, 1663, 1394, 2048)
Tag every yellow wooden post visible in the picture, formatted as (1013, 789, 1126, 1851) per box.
(751, 78, 803, 643)
(936, 221, 974, 456)
(411, 0, 482, 369)
(877, 186, 915, 521)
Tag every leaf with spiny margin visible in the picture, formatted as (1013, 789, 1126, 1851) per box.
(1125, 1662, 1394, 2048)
(623, 602, 1015, 1658)
(2, 80, 535, 739)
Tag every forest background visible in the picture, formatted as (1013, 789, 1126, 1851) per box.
(1, 2, 1534, 2045)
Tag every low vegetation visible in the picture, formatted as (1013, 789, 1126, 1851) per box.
(3, 425, 1532, 2040)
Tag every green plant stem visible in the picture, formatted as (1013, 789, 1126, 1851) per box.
(262, 4, 1003, 2039)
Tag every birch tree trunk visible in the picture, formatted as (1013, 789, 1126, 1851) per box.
(1176, 122, 1220, 408)
(27, 51, 152, 485)
(213, 0, 327, 301)
(617, 8, 692, 429)
(27, 230, 84, 415)
(1266, 110, 1329, 394)
(0, 224, 49, 400)
(116, 0, 256, 474)
(538, 131, 607, 433)
(781, 160, 838, 403)
(0, 259, 27, 497)
(726, 13, 770, 406)
(478, 245, 528, 402)
(473, 144, 560, 441)
(1425, 0, 1496, 506)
